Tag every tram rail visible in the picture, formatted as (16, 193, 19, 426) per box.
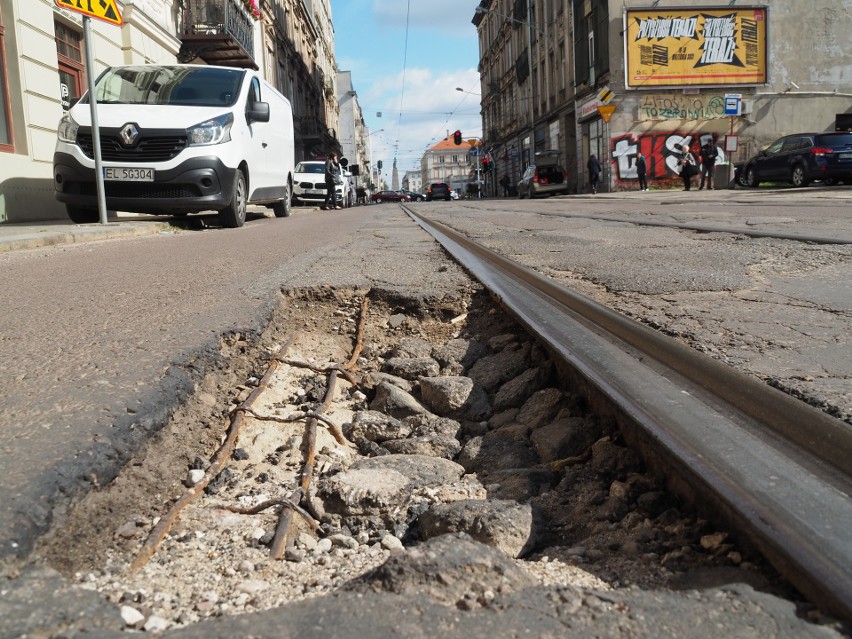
(403, 205, 852, 621)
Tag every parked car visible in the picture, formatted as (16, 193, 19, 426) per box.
(54, 64, 295, 228)
(737, 132, 852, 187)
(370, 190, 411, 203)
(426, 182, 452, 201)
(398, 189, 425, 201)
(292, 160, 352, 208)
(517, 153, 570, 198)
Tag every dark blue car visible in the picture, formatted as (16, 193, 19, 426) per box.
(737, 132, 852, 187)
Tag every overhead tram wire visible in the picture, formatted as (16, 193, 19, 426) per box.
(392, 0, 412, 162)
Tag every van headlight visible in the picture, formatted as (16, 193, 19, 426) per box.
(187, 113, 233, 146)
(57, 113, 79, 143)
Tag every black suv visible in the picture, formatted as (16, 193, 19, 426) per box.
(426, 182, 452, 201)
(737, 132, 852, 187)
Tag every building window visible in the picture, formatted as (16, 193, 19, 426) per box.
(0, 9, 13, 151)
(55, 21, 85, 111)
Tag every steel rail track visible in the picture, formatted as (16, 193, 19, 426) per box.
(403, 205, 852, 621)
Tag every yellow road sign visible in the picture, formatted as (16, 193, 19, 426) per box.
(597, 104, 617, 123)
(55, 0, 123, 26)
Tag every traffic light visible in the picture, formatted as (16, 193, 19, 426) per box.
(453, 130, 462, 145)
(481, 156, 489, 173)
(377, 160, 383, 170)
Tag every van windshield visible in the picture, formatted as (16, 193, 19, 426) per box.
(84, 66, 245, 107)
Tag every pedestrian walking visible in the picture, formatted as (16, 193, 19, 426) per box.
(698, 139, 719, 190)
(323, 151, 342, 210)
(636, 152, 648, 191)
(587, 154, 602, 194)
(499, 174, 511, 197)
(355, 186, 367, 205)
(677, 143, 697, 191)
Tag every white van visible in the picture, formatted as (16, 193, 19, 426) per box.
(53, 64, 295, 228)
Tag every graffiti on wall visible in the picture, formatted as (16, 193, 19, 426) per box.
(639, 94, 727, 120)
(611, 132, 728, 182)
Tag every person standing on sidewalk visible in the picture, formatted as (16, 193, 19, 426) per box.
(636, 152, 648, 191)
(323, 152, 342, 210)
(677, 143, 697, 191)
(588, 154, 602, 194)
(699, 139, 719, 190)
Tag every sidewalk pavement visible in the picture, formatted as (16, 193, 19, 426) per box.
(0, 217, 173, 253)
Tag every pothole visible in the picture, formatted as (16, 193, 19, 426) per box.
(34, 286, 805, 632)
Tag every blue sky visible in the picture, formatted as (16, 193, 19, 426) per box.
(330, 0, 483, 178)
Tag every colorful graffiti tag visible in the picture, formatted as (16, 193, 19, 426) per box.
(611, 132, 728, 182)
(639, 95, 728, 120)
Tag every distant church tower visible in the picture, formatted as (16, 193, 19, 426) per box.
(392, 158, 399, 190)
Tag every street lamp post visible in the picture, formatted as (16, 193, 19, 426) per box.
(364, 128, 384, 193)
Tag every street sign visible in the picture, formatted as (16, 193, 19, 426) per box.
(597, 86, 614, 104)
(724, 94, 742, 116)
(55, 0, 123, 26)
(468, 148, 479, 156)
(597, 104, 617, 123)
(725, 135, 739, 153)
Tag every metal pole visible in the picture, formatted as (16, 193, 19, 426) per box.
(83, 17, 109, 224)
(527, 0, 535, 154)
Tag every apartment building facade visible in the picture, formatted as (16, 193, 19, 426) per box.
(0, 0, 341, 222)
(473, 0, 577, 195)
(336, 69, 372, 192)
(474, 0, 851, 194)
(420, 135, 479, 193)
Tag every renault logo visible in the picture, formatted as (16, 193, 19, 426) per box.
(119, 123, 140, 146)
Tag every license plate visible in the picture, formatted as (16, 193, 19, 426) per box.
(306, 189, 323, 195)
(839, 153, 852, 159)
(103, 167, 154, 181)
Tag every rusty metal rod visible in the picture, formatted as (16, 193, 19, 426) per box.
(269, 295, 370, 559)
(129, 336, 296, 572)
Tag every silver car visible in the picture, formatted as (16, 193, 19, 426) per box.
(517, 162, 570, 198)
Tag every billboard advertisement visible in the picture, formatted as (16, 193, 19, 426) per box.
(624, 6, 768, 88)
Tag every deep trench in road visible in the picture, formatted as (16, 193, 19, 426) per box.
(30, 284, 838, 634)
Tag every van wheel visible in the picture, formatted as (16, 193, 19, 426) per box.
(791, 165, 809, 187)
(273, 183, 292, 218)
(66, 205, 99, 224)
(219, 169, 247, 227)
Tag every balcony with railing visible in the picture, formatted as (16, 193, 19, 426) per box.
(178, 0, 257, 69)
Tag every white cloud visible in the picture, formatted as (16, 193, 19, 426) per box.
(362, 66, 481, 172)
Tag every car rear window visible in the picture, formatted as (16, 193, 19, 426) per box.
(815, 134, 852, 146)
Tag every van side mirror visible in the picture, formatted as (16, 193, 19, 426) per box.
(247, 101, 270, 123)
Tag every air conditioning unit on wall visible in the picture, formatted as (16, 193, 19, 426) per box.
(740, 99, 753, 115)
